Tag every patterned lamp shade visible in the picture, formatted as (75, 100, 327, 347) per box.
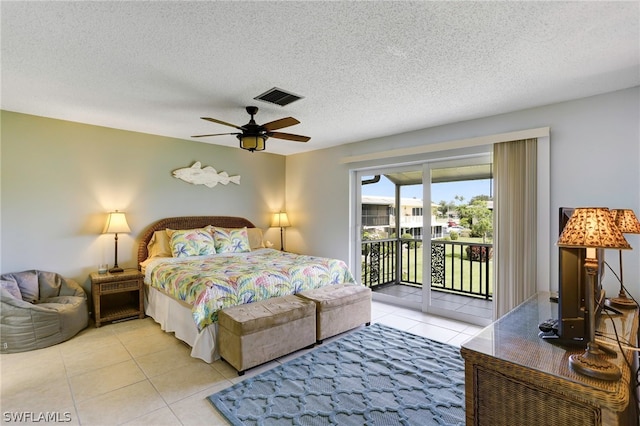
(557, 207, 631, 250)
(610, 209, 640, 234)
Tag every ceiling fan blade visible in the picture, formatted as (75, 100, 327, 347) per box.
(191, 132, 240, 138)
(262, 117, 300, 131)
(267, 132, 310, 142)
(201, 117, 246, 130)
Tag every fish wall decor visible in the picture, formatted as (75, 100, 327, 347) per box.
(172, 161, 241, 188)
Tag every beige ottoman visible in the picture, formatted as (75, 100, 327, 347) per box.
(218, 295, 316, 375)
(297, 284, 372, 343)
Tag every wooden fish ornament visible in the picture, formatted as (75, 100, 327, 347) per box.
(172, 162, 241, 188)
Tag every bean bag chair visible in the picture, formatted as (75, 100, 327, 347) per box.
(1, 270, 89, 353)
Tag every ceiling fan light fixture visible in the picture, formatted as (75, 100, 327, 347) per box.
(238, 134, 266, 152)
(195, 106, 309, 151)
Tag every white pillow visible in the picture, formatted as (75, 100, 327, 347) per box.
(246, 228, 265, 250)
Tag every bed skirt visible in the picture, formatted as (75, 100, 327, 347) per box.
(144, 285, 219, 363)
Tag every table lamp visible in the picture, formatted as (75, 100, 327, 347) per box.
(556, 207, 630, 381)
(103, 210, 131, 273)
(608, 209, 640, 309)
(271, 212, 290, 251)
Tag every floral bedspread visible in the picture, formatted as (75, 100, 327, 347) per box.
(143, 248, 356, 330)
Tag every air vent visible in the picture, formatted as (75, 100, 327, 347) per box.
(254, 87, 303, 107)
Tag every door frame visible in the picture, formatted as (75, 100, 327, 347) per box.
(353, 163, 425, 310)
(351, 152, 493, 322)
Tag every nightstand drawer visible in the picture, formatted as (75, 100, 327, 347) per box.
(99, 279, 140, 294)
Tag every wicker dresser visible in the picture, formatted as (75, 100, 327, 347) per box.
(461, 292, 638, 426)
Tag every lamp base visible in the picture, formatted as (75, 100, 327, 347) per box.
(608, 293, 637, 309)
(569, 343, 621, 381)
(109, 267, 124, 273)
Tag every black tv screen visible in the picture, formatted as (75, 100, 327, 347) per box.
(557, 207, 604, 344)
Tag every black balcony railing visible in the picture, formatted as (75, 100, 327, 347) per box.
(361, 238, 493, 300)
(361, 238, 397, 287)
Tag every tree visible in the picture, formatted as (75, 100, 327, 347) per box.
(470, 194, 490, 203)
(457, 199, 493, 242)
(437, 200, 457, 219)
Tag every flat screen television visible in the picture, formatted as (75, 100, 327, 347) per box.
(556, 207, 605, 345)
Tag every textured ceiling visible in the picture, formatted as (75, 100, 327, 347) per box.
(1, 2, 638, 156)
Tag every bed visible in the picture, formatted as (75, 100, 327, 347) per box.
(137, 216, 357, 363)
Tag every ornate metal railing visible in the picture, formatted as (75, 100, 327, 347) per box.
(361, 238, 493, 300)
(430, 240, 493, 300)
(361, 239, 397, 288)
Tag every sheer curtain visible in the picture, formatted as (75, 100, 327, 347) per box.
(493, 138, 538, 318)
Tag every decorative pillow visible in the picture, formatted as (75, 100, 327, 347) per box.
(167, 228, 216, 258)
(246, 228, 265, 250)
(0, 279, 22, 300)
(211, 227, 251, 253)
(147, 230, 172, 258)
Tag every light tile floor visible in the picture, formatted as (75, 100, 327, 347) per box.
(0, 301, 484, 425)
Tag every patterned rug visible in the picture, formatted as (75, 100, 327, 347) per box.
(208, 323, 465, 425)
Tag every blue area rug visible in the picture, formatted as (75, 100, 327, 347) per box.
(208, 323, 465, 425)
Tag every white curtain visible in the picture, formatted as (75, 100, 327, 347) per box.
(493, 138, 538, 318)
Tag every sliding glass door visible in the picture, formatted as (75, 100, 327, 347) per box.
(422, 157, 493, 326)
(353, 154, 493, 326)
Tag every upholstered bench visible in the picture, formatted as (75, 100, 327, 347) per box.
(218, 295, 316, 375)
(296, 284, 372, 343)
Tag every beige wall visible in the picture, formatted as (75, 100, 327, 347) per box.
(286, 87, 640, 300)
(0, 111, 286, 289)
(2, 87, 639, 301)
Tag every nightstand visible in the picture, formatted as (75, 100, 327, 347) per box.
(90, 269, 144, 327)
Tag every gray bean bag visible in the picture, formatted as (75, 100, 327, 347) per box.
(1, 270, 89, 353)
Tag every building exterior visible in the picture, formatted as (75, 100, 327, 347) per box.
(361, 195, 445, 240)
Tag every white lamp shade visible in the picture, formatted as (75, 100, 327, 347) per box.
(103, 211, 131, 234)
(271, 212, 291, 228)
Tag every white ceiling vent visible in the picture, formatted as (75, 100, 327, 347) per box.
(254, 87, 303, 107)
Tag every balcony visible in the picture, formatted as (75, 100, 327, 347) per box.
(361, 238, 493, 319)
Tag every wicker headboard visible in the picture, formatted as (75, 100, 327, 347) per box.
(137, 216, 256, 267)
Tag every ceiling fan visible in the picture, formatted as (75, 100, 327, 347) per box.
(192, 106, 310, 152)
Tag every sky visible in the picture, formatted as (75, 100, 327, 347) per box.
(362, 175, 493, 205)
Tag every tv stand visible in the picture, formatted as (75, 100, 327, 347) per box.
(541, 332, 620, 359)
(461, 292, 638, 426)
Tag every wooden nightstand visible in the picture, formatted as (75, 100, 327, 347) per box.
(90, 269, 144, 327)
